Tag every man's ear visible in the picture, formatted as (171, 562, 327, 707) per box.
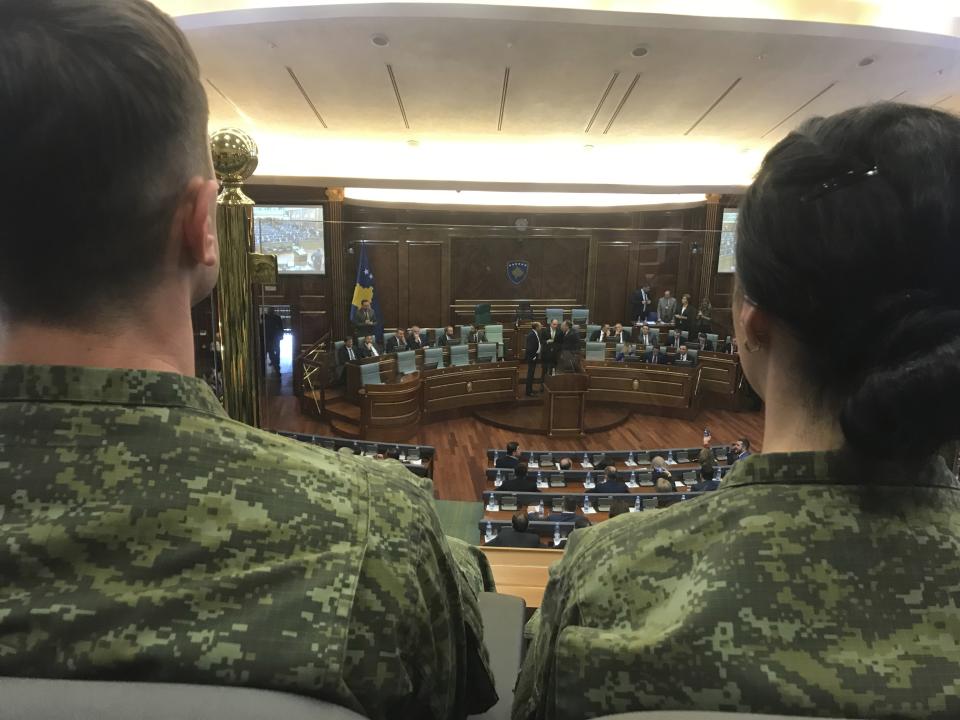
(181, 177, 220, 268)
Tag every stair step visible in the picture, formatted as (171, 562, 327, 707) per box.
(326, 400, 360, 423)
(330, 417, 360, 439)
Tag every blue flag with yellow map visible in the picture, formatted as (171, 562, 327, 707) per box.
(350, 243, 383, 342)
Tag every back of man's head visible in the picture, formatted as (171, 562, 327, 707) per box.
(507, 441, 519, 456)
(511, 510, 529, 533)
(604, 466, 617, 482)
(514, 462, 528, 480)
(655, 477, 673, 493)
(0, 0, 213, 327)
(562, 496, 577, 513)
(559, 457, 572, 470)
(608, 499, 629, 519)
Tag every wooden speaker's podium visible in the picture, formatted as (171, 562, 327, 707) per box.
(542, 373, 590, 437)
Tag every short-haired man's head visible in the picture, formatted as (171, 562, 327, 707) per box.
(679, 345, 688, 354)
(514, 462, 528, 479)
(361, 299, 371, 307)
(561, 320, 571, 330)
(604, 466, 617, 482)
(550, 319, 559, 328)
(344, 337, 353, 345)
(664, 290, 672, 298)
(655, 477, 673, 493)
(395, 328, 405, 336)
(532, 321, 541, 331)
(0, 0, 211, 324)
(364, 335, 374, 344)
(734, 438, 751, 453)
(608, 499, 630, 519)
(512, 510, 530, 533)
(507, 441, 520, 456)
(559, 457, 573, 470)
(411, 326, 420, 334)
(614, 323, 623, 332)
(562, 496, 577, 513)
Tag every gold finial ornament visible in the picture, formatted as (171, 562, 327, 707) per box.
(211, 128, 259, 183)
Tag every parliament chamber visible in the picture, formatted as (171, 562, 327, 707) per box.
(7, 1, 960, 719)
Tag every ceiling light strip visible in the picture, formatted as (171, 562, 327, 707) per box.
(932, 94, 953, 107)
(498, 67, 511, 132)
(585, 71, 620, 134)
(386, 64, 410, 130)
(889, 90, 908, 101)
(204, 77, 250, 121)
(285, 66, 328, 129)
(602, 72, 641, 135)
(684, 77, 742, 136)
(761, 82, 837, 139)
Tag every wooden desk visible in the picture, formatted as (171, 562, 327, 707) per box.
(359, 376, 422, 442)
(542, 373, 589, 437)
(698, 351, 742, 408)
(422, 362, 518, 413)
(584, 362, 698, 413)
(479, 546, 563, 608)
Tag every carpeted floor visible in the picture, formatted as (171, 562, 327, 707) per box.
(434, 499, 483, 544)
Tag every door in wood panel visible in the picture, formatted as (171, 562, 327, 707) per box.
(407, 242, 443, 327)
(593, 242, 632, 323)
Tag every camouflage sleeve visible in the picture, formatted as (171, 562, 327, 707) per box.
(446, 536, 497, 594)
(512, 528, 588, 720)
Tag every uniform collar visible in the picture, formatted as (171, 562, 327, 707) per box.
(0, 364, 227, 418)
(722, 450, 960, 492)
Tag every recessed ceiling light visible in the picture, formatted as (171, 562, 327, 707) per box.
(584, 144, 594, 151)
(858, 56, 875, 67)
(631, 46, 648, 58)
(371, 34, 389, 47)
(756, 53, 767, 61)
(406, 139, 419, 147)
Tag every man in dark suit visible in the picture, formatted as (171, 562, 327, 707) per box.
(358, 335, 381, 359)
(437, 326, 457, 346)
(637, 325, 654, 348)
(407, 326, 427, 350)
(468, 325, 486, 344)
(647, 346, 668, 365)
(557, 320, 581, 373)
(385, 328, 408, 354)
(612, 323, 631, 344)
(673, 345, 695, 366)
(590, 324, 611, 342)
(353, 299, 377, 337)
(486, 511, 541, 548)
(338, 337, 359, 365)
(263, 308, 285, 375)
(525, 321, 542, 397)
(730, 438, 752, 464)
(495, 441, 521, 469)
(541, 319, 562, 377)
(590, 466, 629, 495)
(499, 463, 539, 492)
(631, 286, 651, 322)
(692, 465, 721, 492)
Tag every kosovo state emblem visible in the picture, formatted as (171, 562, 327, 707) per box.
(506, 261, 529, 286)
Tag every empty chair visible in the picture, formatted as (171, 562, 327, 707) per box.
(586, 323, 602, 341)
(477, 342, 497, 363)
(649, 329, 660, 345)
(396, 350, 417, 376)
(585, 342, 606, 361)
(516, 300, 534, 321)
(687, 348, 699, 363)
(450, 344, 470, 366)
(706, 332, 719, 350)
(460, 324, 473, 343)
(571, 308, 589, 326)
(359, 363, 382, 386)
(545, 308, 563, 325)
(474, 302, 493, 326)
(485, 324, 504, 358)
(423, 346, 444, 369)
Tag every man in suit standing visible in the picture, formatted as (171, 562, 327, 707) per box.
(353, 299, 377, 337)
(359, 335, 381, 358)
(558, 320, 581, 373)
(408, 326, 427, 350)
(263, 307, 285, 375)
(437, 326, 457, 346)
(525, 321, 542, 397)
(631, 286, 651, 322)
(541, 318, 562, 378)
(658, 290, 677, 324)
(385, 328, 408, 354)
(486, 511, 541, 548)
(612, 323, 630, 343)
(495, 441, 522, 469)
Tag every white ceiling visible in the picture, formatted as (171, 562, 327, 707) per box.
(163, 2, 960, 191)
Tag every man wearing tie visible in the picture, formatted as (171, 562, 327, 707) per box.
(359, 335, 380, 358)
(385, 328, 408, 354)
(612, 323, 630, 343)
(647, 345, 667, 365)
(338, 336, 358, 365)
(437, 326, 457, 346)
(353, 299, 376, 337)
(557, 320, 581, 373)
(468, 325, 486, 344)
(590, 324, 610, 342)
(637, 325, 653, 348)
(631, 286, 651, 322)
(540, 319, 561, 377)
(674, 344, 694, 366)
(525, 321, 542, 397)
(657, 290, 677, 324)
(408, 326, 427, 350)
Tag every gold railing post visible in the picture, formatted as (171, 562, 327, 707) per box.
(210, 128, 275, 426)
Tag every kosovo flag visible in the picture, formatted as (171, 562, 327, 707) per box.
(350, 243, 383, 342)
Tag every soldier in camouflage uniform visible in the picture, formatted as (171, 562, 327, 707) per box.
(0, 2, 495, 718)
(515, 103, 960, 719)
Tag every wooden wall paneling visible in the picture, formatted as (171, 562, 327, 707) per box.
(624, 234, 642, 322)
(539, 236, 589, 302)
(397, 234, 410, 330)
(451, 235, 539, 299)
(593, 241, 632, 324)
(300, 310, 328, 346)
(585, 234, 599, 313)
(359, 239, 401, 330)
(407, 241, 444, 327)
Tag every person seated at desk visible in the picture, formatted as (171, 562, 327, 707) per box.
(646, 346, 668, 365)
(673, 344, 695, 366)
(636, 325, 654, 348)
(675, 294, 693, 333)
(408, 325, 428, 350)
(657, 290, 677, 324)
(691, 465, 721, 492)
(558, 457, 573, 471)
(590, 323, 610, 341)
(612, 323, 630, 343)
(358, 335, 381, 358)
(468, 325, 486, 344)
(437, 325, 457, 346)
(338, 336, 359, 364)
(495, 441, 522, 469)
(655, 476, 675, 494)
(608, 499, 631, 519)
(500, 462, 539, 492)
(385, 328, 408, 354)
(616, 343, 638, 362)
(528, 495, 577, 522)
(590, 467, 629, 495)
(730, 438, 752, 464)
(486, 511, 541, 548)
(651, 456, 675, 490)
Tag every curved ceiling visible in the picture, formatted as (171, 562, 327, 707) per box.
(156, 1, 960, 192)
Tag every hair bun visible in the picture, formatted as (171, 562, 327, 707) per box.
(840, 332, 960, 459)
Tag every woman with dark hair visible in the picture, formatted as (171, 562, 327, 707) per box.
(696, 296, 712, 335)
(674, 293, 692, 334)
(514, 103, 960, 720)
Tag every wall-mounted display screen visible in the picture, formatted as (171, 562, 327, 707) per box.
(253, 206, 325, 274)
(717, 208, 738, 273)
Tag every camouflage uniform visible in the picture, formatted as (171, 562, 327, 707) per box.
(514, 450, 960, 719)
(0, 365, 496, 720)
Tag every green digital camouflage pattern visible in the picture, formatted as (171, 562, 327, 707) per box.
(514, 450, 960, 720)
(0, 364, 496, 720)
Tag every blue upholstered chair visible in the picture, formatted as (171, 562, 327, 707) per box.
(476, 342, 497, 363)
(705, 332, 719, 350)
(649, 329, 660, 346)
(450, 344, 470, 367)
(484, 324, 504, 358)
(460, 324, 473, 344)
(586, 324, 602, 341)
(545, 308, 563, 325)
(423, 346, 444, 369)
(396, 350, 417, 376)
(585, 342, 605, 361)
(360, 363, 382, 386)
(434, 327, 447, 344)
(571, 308, 589, 326)
(687, 348, 699, 363)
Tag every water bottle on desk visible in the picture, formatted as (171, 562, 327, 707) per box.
(634, 496, 641, 512)
(485, 521, 494, 542)
(398, 445, 406, 462)
(531, 453, 538, 466)
(493, 450, 499, 464)
(495, 469, 503, 487)
(583, 495, 592, 513)
(537, 499, 544, 515)
(553, 523, 561, 546)
(629, 470, 636, 484)
(627, 451, 635, 465)
(582, 452, 589, 467)
(714, 466, 722, 481)
(486, 493, 498, 511)
(667, 450, 675, 464)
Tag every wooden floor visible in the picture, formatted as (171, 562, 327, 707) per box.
(264, 390, 764, 502)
